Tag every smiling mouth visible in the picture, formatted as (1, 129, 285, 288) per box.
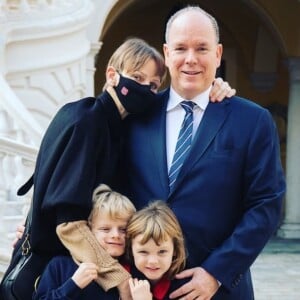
(182, 71, 200, 75)
(108, 243, 123, 246)
(146, 267, 160, 271)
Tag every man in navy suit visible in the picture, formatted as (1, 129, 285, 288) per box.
(121, 6, 286, 300)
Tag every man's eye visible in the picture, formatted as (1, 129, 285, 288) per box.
(198, 47, 208, 52)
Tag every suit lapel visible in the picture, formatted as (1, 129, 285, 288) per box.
(170, 100, 231, 195)
(147, 90, 170, 196)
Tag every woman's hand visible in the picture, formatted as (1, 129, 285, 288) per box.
(12, 223, 25, 248)
(210, 77, 236, 102)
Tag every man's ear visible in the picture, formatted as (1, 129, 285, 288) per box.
(163, 43, 169, 68)
(106, 66, 118, 86)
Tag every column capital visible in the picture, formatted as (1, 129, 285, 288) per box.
(286, 57, 300, 82)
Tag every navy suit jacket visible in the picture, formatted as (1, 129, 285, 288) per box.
(121, 89, 285, 299)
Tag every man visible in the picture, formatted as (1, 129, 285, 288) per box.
(121, 6, 286, 300)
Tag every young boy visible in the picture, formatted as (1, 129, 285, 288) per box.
(33, 184, 136, 299)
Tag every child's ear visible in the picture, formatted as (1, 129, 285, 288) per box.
(106, 66, 119, 87)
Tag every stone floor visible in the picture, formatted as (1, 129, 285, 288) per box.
(251, 238, 300, 300)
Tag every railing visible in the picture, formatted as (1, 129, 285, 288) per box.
(0, 73, 40, 272)
(0, 74, 43, 145)
(0, 137, 37, 246)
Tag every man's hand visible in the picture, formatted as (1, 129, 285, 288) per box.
(72, 262, 98, 289)
(169, 267, 219, 300)
(118, 278, 133, 300)
(129, 278, 152, 300)
(210, 77, 236, 102)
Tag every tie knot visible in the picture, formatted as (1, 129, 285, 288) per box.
(181, 101, 195, 114)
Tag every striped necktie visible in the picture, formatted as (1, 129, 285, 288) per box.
(169, 101, 195, 192)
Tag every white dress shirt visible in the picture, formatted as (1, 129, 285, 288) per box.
(166, 86, 211, 171)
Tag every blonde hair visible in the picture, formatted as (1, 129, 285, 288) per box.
(88, 184, 136, 225)
(103, 38, 166, 90)
(126, 200, 186, 279)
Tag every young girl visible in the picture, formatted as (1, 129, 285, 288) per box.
(33, 184, 136, 299)
(126, 201, 187, 300)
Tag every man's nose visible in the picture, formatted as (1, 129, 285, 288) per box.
(185, 49, 197, 64)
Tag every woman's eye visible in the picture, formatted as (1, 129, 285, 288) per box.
(150, 83, 158, 91)
(133, 74, 142, 82)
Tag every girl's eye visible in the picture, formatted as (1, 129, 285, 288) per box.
(119, 228, 126, 233)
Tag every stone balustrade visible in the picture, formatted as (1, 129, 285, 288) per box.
(0, 136, 36, 278)
(1, 0, 83, 19)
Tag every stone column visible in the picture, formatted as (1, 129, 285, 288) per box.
(86, 41, 102, 96)
(278, 58, 300, 239)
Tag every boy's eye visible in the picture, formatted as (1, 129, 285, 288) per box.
(99, 227, 110, 232)
(119, 228, 126, 233)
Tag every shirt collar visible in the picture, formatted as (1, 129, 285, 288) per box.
(167, 86, 211, 112)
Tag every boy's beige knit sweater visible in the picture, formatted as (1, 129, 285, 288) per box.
(56, 220, 130, 291)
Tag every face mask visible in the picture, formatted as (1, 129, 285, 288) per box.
(114, 74, 157, 114)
